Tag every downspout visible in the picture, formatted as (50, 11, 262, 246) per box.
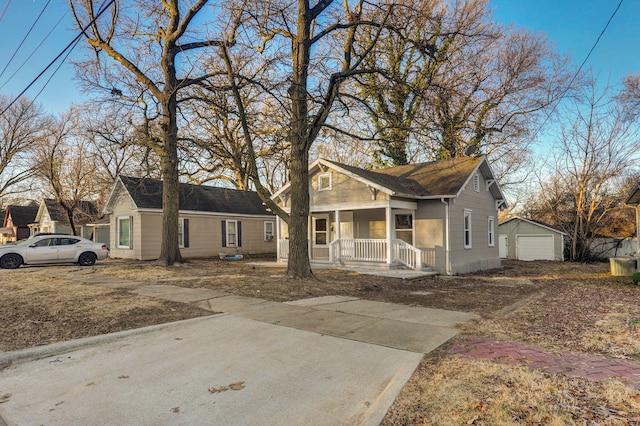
(441, 198, 451, 275)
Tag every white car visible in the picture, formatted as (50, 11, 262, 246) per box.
(0, 234, 109, 269)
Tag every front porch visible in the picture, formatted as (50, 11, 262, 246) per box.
(277, 237, 437, 272)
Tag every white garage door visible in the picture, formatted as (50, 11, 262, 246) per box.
(517, 235, 554, 261)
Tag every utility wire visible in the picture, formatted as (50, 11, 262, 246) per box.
(0, 0, 12, 23)
(531, 0, 624, 139)
(0, 0, 115, 117)
(0, 0, 52, 81)
(0, 11, 68, 92)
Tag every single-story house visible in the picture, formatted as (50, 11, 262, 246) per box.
(498, 217, 565, 261)
(104, 176, 276, 260)
(625, 182, 640, 268)
(29, 199, 100, 239)
(1, 204, 39, 243)
(271, 156, 507, 275)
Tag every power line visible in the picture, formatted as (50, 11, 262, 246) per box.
(0, 0, 115, 117)
(531, 0, 625, 140)
(0, 0, 52, 81)
(0, 11, 68, 92)
(0, 0, 12, 22)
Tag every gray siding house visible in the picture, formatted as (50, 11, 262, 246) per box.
(272, 156, 506, 275)
(30, 199, 100, 239)
(625, 182, 640, 270)
(498, 217, 565, 261)
(104, 176, 276, 260)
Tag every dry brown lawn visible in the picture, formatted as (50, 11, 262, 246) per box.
(2, 258, 640, 423)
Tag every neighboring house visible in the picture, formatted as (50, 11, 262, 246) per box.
(103, 176, 276, 260)
(272, 156, 506, 275)
(498, 217, 565, 261)
(86, 215, 111, 248)
(29, 199, 100, 239)
(0, 204, 39, 244)
(625, 182, 640, 268)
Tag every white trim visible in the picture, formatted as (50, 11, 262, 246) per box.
(116, 216, 131, 249)
(178, 218, 185, 248)
(312, 214, 329, 246)
(225, 219, 238, 247)
(264, 220, 274, 241)
(317, 172, 332, 191)
(310, 199, 417, 212)
(464, 209, 472, 249)
(488, 216, 495, 247)
(134, 208, 274, 219)
(499, 216, 566, 235)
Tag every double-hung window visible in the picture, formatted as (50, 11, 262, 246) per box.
(222, 220, 241, 247)
(178, 218, 189, 248)
(488, 216, 495, 247)
(117, 217, 131, 249)
(264, 221, 274, 241)
(464, 210, 472, 249)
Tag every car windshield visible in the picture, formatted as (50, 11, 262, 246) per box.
(15, 236, 46, 246)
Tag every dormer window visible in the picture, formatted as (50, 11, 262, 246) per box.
(318, 172, 332, 191)
(473, 173, 480, 192)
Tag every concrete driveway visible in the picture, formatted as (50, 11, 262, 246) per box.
(0, 281, 479, 425)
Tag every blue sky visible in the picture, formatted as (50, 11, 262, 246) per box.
(0, 1, 639, 114)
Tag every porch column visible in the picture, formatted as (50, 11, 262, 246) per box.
(386, 206, 393, 265)
(331, 210, 340, 263)
(275, 216, 281, 260)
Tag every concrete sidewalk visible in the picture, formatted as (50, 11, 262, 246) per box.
(0, 271, 479, 425)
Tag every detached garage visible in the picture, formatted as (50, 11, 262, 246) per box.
(499, 217, 565, 261)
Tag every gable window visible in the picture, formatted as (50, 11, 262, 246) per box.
(117, 217, 131, 249)
(318, 173, 332, 191)
(464, 210, 472, 249)
(313, 216, 328, 245)
(488, 216, 495, 247)
(264, 221, 274, 241)
(221, 220, 242, 248)
(473, 174, 480, 192)
(178, 218, 189, 248)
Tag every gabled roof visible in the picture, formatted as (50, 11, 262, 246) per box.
(108, 176, 272, 216)
(625, 181, 640, 205)
(499, 216, 566, 235)
(273, 156, 506, 205)
(5, 205, 39, 226)
(40, 199, 99, 225)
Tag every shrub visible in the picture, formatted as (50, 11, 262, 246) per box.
(632, 272, 640, 285)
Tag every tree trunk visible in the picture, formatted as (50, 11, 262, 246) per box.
(284, 0, 314, 279)
(158, 93, 184, 265)
(286, 145, 312, 279)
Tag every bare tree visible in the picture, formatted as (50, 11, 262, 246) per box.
(69, 0, 233, 265)
(526, 76, 640, 261)
(32, 110, 100, 235)
(0, 95, 46, 202)
(351, 0, 571, 177)
(208, 0, 393, 279)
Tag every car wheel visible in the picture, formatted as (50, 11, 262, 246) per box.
(78, 252, 97, 266)
(1, 254, 23, 269)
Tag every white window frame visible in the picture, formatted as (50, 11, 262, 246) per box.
(488, 216, 495, 247)
(178, 218, 185, 248)
(117, 217, 130, 249)
(313, 215, 329, 246)
(226, 220, 238, 247)
(464, 209, 472, 249)
(473, 173, 480, 192)
(318, 172, 332, 191)
(264, 221, 274, 241)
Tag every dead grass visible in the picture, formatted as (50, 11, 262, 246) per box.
(384, 350, 640, 425)
(0, 267, 209, 351)
(3, 258, 640, 423)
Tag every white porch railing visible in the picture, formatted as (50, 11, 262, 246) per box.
(335, 238, 387, 262)
(278, 238, 433, 271)
(278, 238, 290, 259)
(391, 239, 422, 270)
